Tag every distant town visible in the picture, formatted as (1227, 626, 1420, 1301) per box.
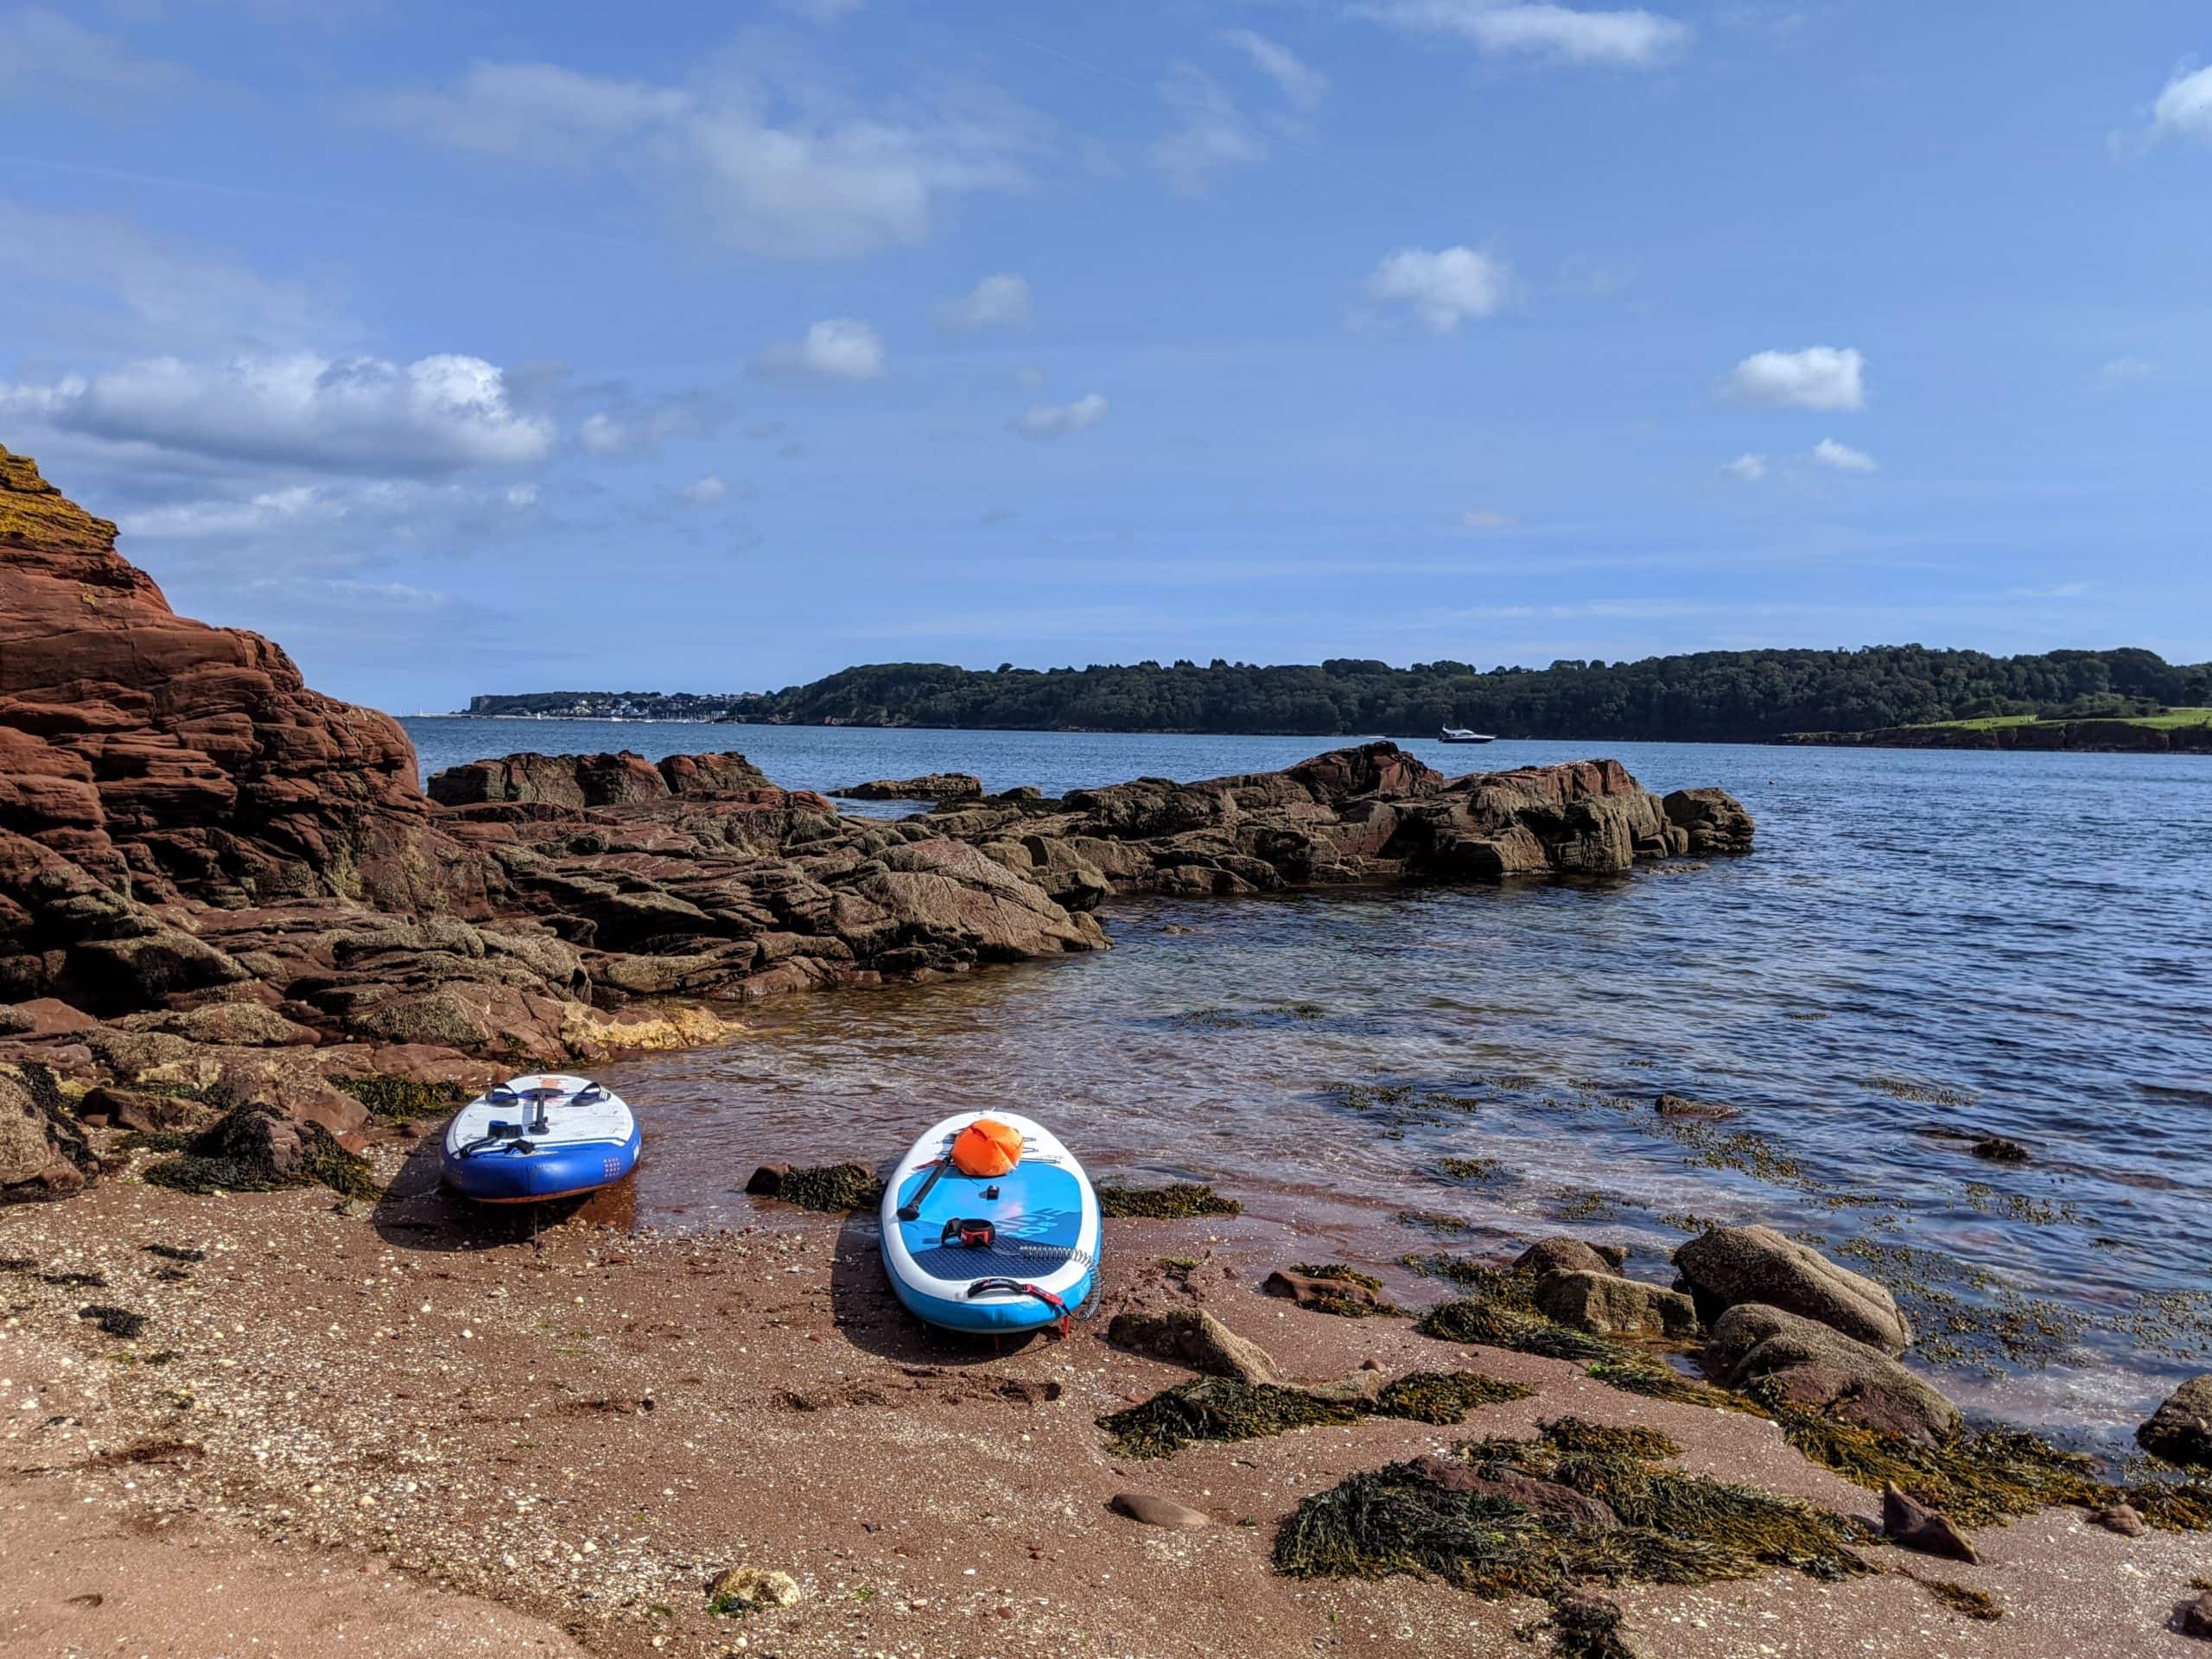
(460, 691, 766, 721)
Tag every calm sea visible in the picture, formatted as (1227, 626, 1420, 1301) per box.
(400, 716, 2212, 1449)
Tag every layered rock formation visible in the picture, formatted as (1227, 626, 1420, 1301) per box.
(0, 448, 1752, 1204)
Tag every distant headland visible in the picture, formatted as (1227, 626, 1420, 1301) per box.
(456, 646, 2212, 751)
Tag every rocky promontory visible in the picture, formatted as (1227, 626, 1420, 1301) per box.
(0, 446, 1751, 1204)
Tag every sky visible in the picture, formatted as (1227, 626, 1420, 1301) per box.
(3, 1, 2209, 713)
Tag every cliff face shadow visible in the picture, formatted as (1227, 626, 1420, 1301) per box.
(370, 1131, 635, 1255)
(825, 1209, 1052, 1366)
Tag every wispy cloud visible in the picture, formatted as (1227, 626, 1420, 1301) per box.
(1355, 2, 1690, 68)
(935, 273, 1033, 333)
(1014, 392, 1109, 438)
(750, 319, 886, 383)
(2151, 63, 2212, 143)
(1810, 437, 1876, 473)
(1723, 453, 1768, 481)
(1217, 29, 1329, 111)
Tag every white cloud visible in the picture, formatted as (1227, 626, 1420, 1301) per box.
(2097, 354, 2159, 388)
(1015, 392, 1109, 439)
(751, 319, 886, 383)
(1014, 365, 1046, 388)
(0, 353, 555, 474)
(1720, 346, 1866, 410)
(1356, 2, 1689, 67)
(1217, 29, 1329, 111)
(1810, 437, 1875, 472)
(2152, 64, 2212, 143)
(1723, 453, 1768, 481)
(1149, 62, 1266, 194)
(680, 476, 730, 505)
(369, 59, 1045, 259)
(1367, 246, 1510, 332)
(0, 8, 210, 112)
(505, 483, 539, 509)
(1461, 508, 1516, 529)
(935, 273, 1033, 333)
(119, 477, 530, 540)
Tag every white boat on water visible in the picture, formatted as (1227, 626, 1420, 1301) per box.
(1439, 727, 1496, 744)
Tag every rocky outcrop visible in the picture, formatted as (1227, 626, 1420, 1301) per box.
(1536, 1270, 1700, 1339)
(1703, 1303, 1960, 1445)
(1675, 1224, 1911, 1354)
(836, 772, 983, 801)
(0, 448, 1751, 1205)
(2137, 1375, 2212, 1468)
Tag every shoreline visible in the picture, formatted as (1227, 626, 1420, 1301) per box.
(7, 1159, 2209, 1659)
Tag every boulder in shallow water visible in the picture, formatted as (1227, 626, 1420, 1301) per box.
(1704, 1303, 1960, 1444)
(1971, 1135, 2031, 1163)
(2137, 1375, 2212, 1468)
(1655, 1092, 1738, 1122)
(1536, 1270, 1700, 1338)
(838, 773, 984, 802)
(1675, 1224, 1911, 1353)
(1513, 1236, 1626, 1279)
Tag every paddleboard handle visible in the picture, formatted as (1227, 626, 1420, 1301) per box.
(965, 1278, 1071, 1338)
(896, 1155, 950, 1222)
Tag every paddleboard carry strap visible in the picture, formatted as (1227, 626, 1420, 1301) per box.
(965, 1277, 1071, 1338)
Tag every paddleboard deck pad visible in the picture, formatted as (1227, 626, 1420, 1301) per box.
(441, 1073, 639, 1204)
(880, 1110, 1101, 1335)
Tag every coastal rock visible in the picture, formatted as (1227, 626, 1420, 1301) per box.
(2185, 1592, 2212, 1640)
(1535, 1270, 1701, 1338)
(1105, 1309, 1282, 1385)
(1704, 1303, 1961, 1444)
(2137, 1375, 2212, 1468)
(707, 1565, 803, 1612)
(1971, 1135, 2031, 1163)
(838, 773, 984, 802)
(1881, 1483, 1977, 1562)
(1109, 1492, 1208, 1529)
(1674, 1224, 1911, 1354)
(1662, 788, 1757, 855)
(2091, 1503, 2146, 1537)
(1514, 1237, 1626, 1279)
(0, 1067, 96, 1199)
(76, 1084, 203, 1135)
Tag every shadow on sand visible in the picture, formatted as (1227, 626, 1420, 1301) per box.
(369, 1131, 636, 1255)
(824, 1207, 1056, 1367)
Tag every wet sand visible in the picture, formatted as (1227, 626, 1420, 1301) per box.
(1, 1145, 2204, 1659)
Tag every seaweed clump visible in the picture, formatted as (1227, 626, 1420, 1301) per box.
(1097, 1181, 1241, 1219)
(766, 1163, 885, 1211)
(333, 1076, 469, 1122)
(79, 1304, 149, 1339)
(1101, 1370, 1532, 1460)
(1417, 1297, 1615, 1363)
(1274, 1416, 1872, 1608)
(142, 1104, 381, 1203)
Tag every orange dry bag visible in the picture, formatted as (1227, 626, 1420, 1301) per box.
(950, 1118, 1023, 1178)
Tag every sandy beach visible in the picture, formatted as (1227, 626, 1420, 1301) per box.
(4, 1129, 2206, 1659)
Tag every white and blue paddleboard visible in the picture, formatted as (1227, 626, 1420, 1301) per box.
(441, 1073, 640, 1205)
(880, 1109, 1101, 1336)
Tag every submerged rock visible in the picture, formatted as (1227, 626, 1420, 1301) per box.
(2137, 1375, 2212, 1468)
(1675, 1224, 1911, 1354)
(1655, 1092, 1738, 1122)
(1513, 1236, 1625, 1278)
(1704, 1303, 1960, 1445)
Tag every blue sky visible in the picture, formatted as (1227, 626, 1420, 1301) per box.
(3, 1, 2209, 712)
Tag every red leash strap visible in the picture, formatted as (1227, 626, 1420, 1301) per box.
(966, 1278, 1071, 1337)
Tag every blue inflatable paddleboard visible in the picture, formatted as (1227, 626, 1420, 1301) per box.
(441, 1073, 639, 1204)
(880, 1109, 1101, 1335)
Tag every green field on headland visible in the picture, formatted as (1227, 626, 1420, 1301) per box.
(1783, 706, 2212, 752)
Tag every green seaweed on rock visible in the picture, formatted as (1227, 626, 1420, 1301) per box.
(1416, 1297, 1616, 1362)
(333, 1075, 470, 1122)
(1100, 1370, 1531, 1460)
(1274, 1417, 1872, 1606)
(769, 1164, 885, 1211)
(141, 1105, 381, 1203)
